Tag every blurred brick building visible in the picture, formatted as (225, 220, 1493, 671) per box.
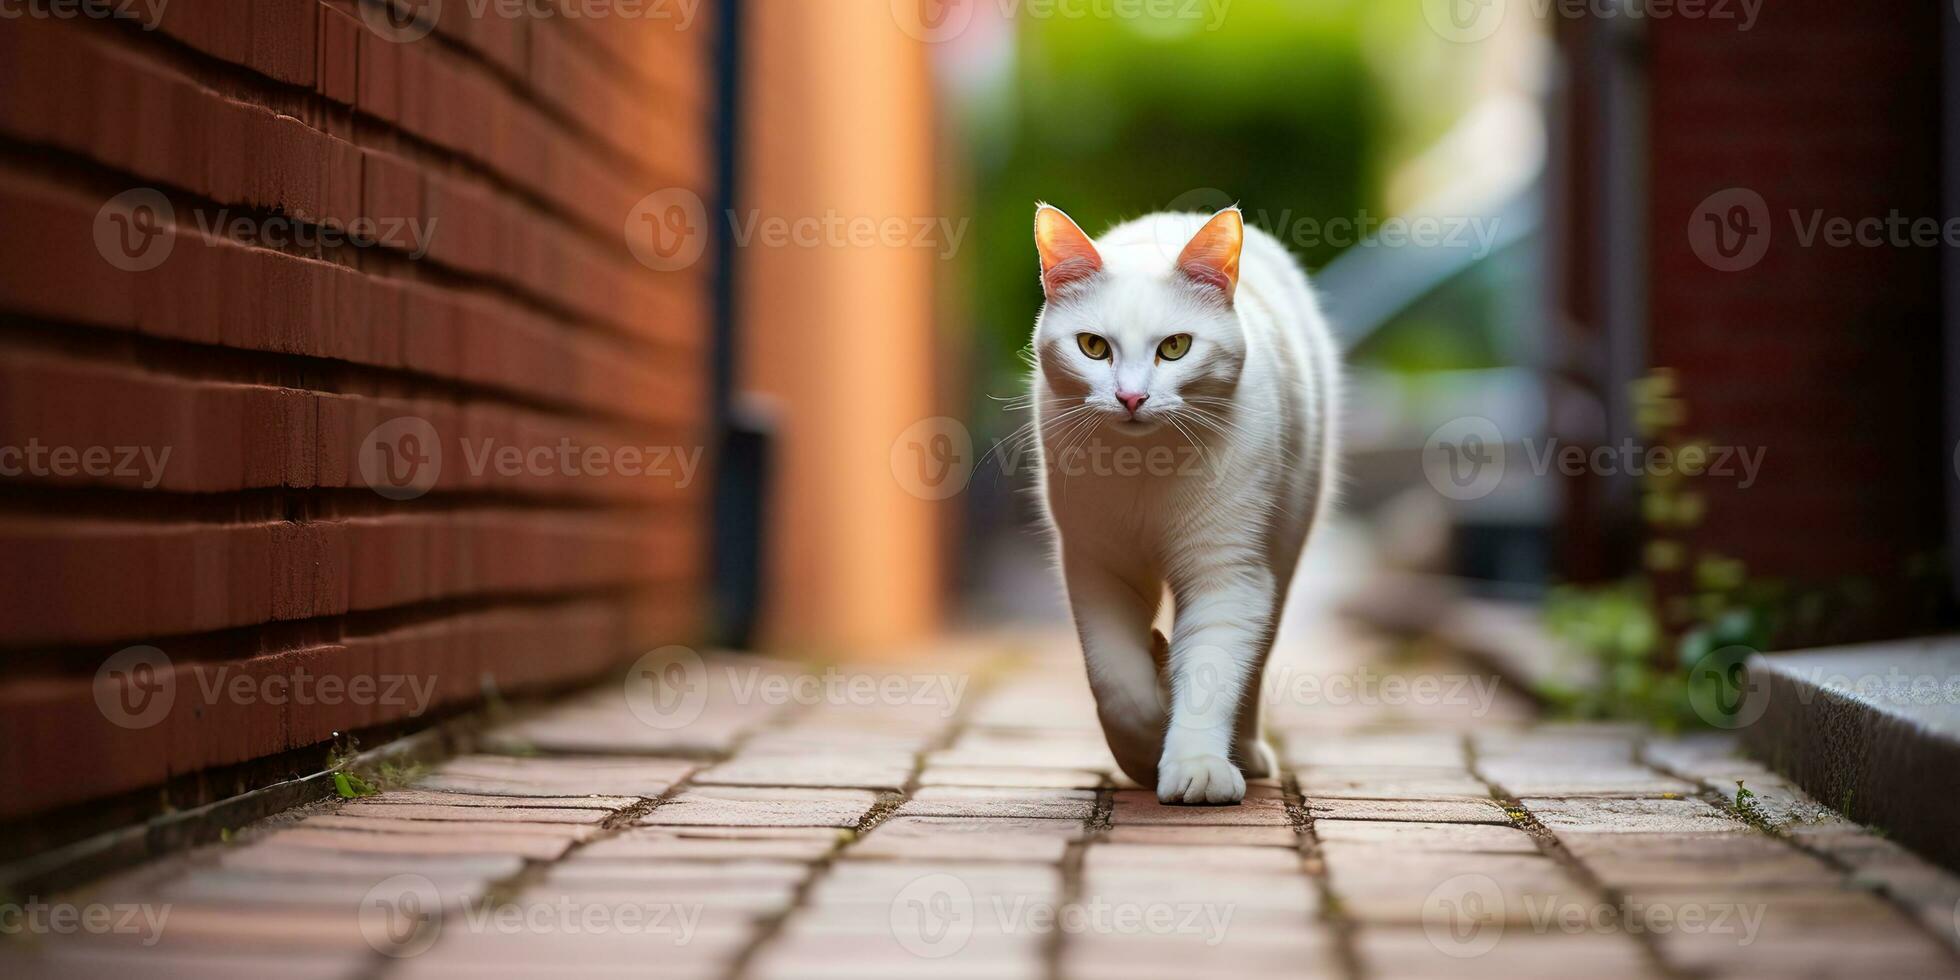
(1547, 0, 1950, 641)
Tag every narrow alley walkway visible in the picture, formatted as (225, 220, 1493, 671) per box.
(7, 622, 1960, 979)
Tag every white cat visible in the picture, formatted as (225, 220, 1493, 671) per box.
(1029, 204, 1339, 804)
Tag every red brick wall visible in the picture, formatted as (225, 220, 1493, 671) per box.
(1644, 2, 1945, 638)
(0, 1, 713, 818)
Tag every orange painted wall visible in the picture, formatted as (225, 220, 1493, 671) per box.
(740, 0, 951, 654)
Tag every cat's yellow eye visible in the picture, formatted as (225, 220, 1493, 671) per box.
(1157, 334, 1192, 361)
(1077, 333, 1111, 360)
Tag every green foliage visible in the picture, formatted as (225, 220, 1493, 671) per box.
(1731, 780, 1775, 831)
(325, 733, 423, 799)
(965, 2, 1485, 426)
(1539, 371, 1787, 731)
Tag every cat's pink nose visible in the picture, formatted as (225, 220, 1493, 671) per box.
(1117, 391, 1148, 417)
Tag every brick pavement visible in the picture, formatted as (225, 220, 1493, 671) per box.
(5, 625, 1960, 979)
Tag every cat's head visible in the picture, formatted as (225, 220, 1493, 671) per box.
(1030, 203, 1247, 436)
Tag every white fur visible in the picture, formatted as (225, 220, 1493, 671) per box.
(1032, 210, 1339, 804)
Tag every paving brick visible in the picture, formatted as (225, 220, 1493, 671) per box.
(1083, 868, 1319, 913)
(298, 814, 602, 841)
(1085, 843, 1304, 874)
(897, 786, 1097, 821)
(805, 862, 1062, 909)
(693, 751, 915, 791)
(1285, 733, 1469, 768)
(918, 765, 1106, 789)
(13, 947, 368, 980)
(1102, 825, 1301, 847)
(1110, 786, 1289, 827)
(577, 827, 847, 862)
(1562, 833, 1846, 889)
(361, 789, 638, 810)
(332, 801, 612, 824)
(1480, 763, 1697, 797)
(1355, 927, 1657, 979)
(215, 845, 524, 880)
(257, 826, 573, 861)
(416, 755, 694, 798)
(1063, 932, 1337, 977)
(1309, 797, 1513, 824)
(854, 815, 1086, 862)
(1521, 797, 1748, 835)
(1315, 820, 1540, 853)
(1296, 766, 1493, 800)
(639, 787, 880, 829)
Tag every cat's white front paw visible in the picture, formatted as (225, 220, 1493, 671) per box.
(1156, 754, 1245, 805)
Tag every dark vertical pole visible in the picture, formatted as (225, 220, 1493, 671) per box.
(1946, 3, 1960, 604)
(708, 0, 769, 648)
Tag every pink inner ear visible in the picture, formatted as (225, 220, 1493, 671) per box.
(1180, 261, 1232, 293)
(1043, 256, 1100, 291)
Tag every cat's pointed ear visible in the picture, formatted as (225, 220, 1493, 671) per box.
(1177, 206, 1244, 302)
(1035, 203, 1102, 296)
